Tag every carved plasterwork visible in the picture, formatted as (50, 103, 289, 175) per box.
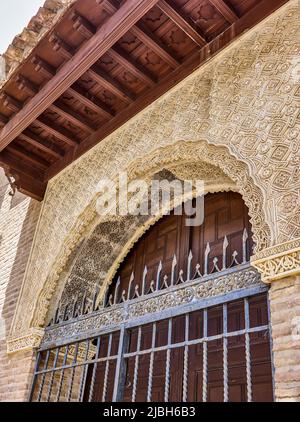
(55, 162, 235, 314)
(7, 328, 44, 354)
(41, 266, 262, 348)
(252, 238, 300, 283)
(38, 143, 267, 330)
(9, 1, 300, 352)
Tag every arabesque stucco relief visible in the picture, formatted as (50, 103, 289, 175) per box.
(8, 0, 300, 353)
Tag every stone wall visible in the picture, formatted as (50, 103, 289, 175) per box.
(0, 169, 41, 401)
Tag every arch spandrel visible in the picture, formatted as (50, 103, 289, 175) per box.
(8, 0, 300, 353)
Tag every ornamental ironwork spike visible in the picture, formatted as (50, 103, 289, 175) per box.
(149, 280, 155, 293)
(134, 284, 140, 298)
(63, 304, 69, 321)
(171, 254, 177, 286)
(92, 286, 98, 311)
(54, 301, 61, 324)
(187, 250, 193, 281)
(230, 250, 239, 267)
(242, 228, 249, 264)
(142, 266, 148, 295)
(121, 290, 126, 303)
(163, 275, 168, 289)
(212, 256, 220, 273)
(178, 269, 184, 284)
(114, 277, 120, 305)
(127, 272, 134, 301)
(222, 235, 229, 270)
(156, 261, 162, 291)
(194, 263, 202, 279)
(204, 242, 211, 276)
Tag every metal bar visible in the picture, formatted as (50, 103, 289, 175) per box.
(164, 319, 172, 402)
(41, 280, 267, 351)
(56, 345, 69, 401)
(102, 334, 113, 402)
(37, 350, 50, 402)
(112, 326, 129, 402)
(67, 342, 79, 402)
(131, 327, 142, 402)
(28, 352, 42, 402)
(223, 304, 228, 402)
(78, 340, 91, 401)
(147, 323, 157, 402)
(202, 309, 208, 402)
(182, 314, 189, 402)
(35, 324, 269, 377)
(244, 298, 252, 402)
(88, 336, 101, 402)
(46, 347, 60, 402)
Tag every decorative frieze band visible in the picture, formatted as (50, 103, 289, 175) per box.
(252, 239, 300, 283)
(7, 328, 44, 355)
(41, 265, 262, 349)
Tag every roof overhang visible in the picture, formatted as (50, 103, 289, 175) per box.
(0, 0, 289, 200)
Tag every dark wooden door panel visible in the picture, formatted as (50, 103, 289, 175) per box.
(86, 193, 272, 402)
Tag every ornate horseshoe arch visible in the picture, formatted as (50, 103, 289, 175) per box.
(28, 140, 271, 333)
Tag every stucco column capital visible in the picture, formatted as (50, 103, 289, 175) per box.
(251, 238, 300, 283)
(7, 328, 44, 355)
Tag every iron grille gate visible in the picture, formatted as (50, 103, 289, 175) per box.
(29, 282, 274, 402)
(29, 230, 274, 402)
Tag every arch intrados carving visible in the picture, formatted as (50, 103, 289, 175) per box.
(31, 140, 271, 329)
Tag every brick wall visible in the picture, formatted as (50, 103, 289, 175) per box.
(269, 276, 300, 402)
(0, 169, 41, 401)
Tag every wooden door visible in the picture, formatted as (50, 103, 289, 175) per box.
(88, 192, 272, 402)
(108, 192, 253, 301)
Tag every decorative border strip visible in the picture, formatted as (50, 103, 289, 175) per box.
(252, 239, 300, 283)
(41, 265, 262, 349)
(7, 328, 44, 355)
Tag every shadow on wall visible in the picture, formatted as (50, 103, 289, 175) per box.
(0, 175, 42, 399)
(1, 197, 41, 340)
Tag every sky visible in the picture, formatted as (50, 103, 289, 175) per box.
(0, 0, 45, 54)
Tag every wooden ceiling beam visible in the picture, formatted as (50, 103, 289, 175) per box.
(49, 103, 96, 134)
(70, 11, 137, 103)
(35, 117, 79, 148)
(68, 84, 115, 119)
(0, 93, 21, 114)
(31, 54, 119, 116)
(0, 0, 160, 151)
(102, 0, 180, 68)
(108, 46, 157, 87)
(208, 0, 238, 24)
(49, 33, 73, 60)
(157, 0, 207, 47)
(0, 153, 46, 200)
(45, 0, 289, 181)
(51, 29, 156, 91)
(19, 130, 64, 160)
(0, 90, 84, 148)
(6, 144, 49, 170)
(87, 65, 135, 103)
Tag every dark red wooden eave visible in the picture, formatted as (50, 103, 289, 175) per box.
(0, 0, 290, 200)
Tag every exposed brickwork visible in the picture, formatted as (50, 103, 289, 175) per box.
(0, 169, 41, 401)
(269, 276, 300, 402)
